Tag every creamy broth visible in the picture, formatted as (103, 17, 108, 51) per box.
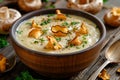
(16, 14, 100, 54)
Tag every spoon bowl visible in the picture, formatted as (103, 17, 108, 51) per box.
(106, 40, 120, 62)
(89, 39, 120, 80)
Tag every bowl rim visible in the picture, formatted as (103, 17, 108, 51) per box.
(10, 8, 106, 56)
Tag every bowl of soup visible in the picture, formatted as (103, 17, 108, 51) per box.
(10, 8, 106, 78)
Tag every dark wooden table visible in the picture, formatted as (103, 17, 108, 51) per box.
(0, 0, 120, 80)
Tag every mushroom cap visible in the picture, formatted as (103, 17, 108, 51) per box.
(0, 7, 21, 34)
(18, 0, 42, 12)
(104, 7, 120, 27)
(67, 0, 103, 14)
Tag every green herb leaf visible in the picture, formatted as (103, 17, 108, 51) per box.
(103, 0, 108, 3)
(0, 35, 9, 48)
(55, 37, 61, 42)
(40, 19, 51, 26)
(61, 22, 69, 26)
(16, 30, 23, 34)
(26, 22, 32, 26)
(42, 29, 48, 35)
(34, 41, 39, 44)
(70, 22, 79, 25)
(47, 14, 54, 17)
(15, 71, 37, 80)
(0, 0, 3, 3)
(39, 38, 45, 43)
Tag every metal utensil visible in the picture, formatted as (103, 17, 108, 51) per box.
(88, 39, 120, 80)
(0, 45, 16, 73)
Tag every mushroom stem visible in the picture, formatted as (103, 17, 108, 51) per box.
(56, 9, 61, 14)
(87, 0, 89, 4)
(0, 7, 10, 19)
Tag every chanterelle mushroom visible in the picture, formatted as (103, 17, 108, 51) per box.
(69, 36, 82, 46)
(98, 69, 110, 80)
(0, 6, 21, 34)
(28, 28, 43, 39)
(56, 9, 66, 20)
(51, 25, 68, 37)
(31, 20, 42, 29)
(75, 22, 88, 36)
(45, 36, 62, 50)
(0, 54, 7, 72)
(67, 0, 103, 14)
(18, 0, 42, 12)
(104, 7, 120, 27)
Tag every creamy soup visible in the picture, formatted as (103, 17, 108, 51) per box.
(16, 13, 100, 54)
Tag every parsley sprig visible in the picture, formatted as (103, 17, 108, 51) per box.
(15, 71, 38, 80)
(0, 35, 9, 48)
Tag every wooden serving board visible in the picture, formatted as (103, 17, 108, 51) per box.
(0, 0, 120, 80)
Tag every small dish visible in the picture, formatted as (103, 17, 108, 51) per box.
(0, 45, 16, 73)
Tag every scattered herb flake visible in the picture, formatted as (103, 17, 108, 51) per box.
(15, 71, 38, 80)
(0, 35, 9, 48)
(26, 22, 32, 26)
(61, 22, 69, 26)
(40, 19, 51, 26)
(34, 41, 39, 44)
(55, 37, 61, 42)
(42, 29, 48, 35)
(39, 38, 45, 43)
(76, 46, 80, 49)
(53, 42, 56, 46)
(47, 14, 54, 17)
(71, 22, 80, 25)
(16, 30, 23, 34)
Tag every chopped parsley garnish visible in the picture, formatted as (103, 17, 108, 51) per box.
(34, 41, 39, 44)
(42, 29, 48, 35)
(53, 42, 56, 46)
(0, 35, 9, 48)
(33, 38, 45, 44)
(26, 22, 32, 26)
(15, 71, 38, 80)
(55, 37, 61, 42)
(40, 19, 51, 26)
(39, 38, 45, 43)
(70, 22, 80, 25)
(81, 34, 88, 48)
(61, 22, 69, 26)
(76, 46, 80, 49)
(16, 30, 23, 34)
(47, 14, 54, 17)
(70, 44, 74, 47)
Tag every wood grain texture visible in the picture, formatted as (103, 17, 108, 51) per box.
(0, 0, 120, 80)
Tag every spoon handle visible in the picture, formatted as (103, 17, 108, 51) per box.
(88, 60, 110, 80)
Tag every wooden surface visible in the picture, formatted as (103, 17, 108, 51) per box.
(0, 0, 120, 80)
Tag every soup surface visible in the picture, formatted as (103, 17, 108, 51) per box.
(16, 13, 100, 54)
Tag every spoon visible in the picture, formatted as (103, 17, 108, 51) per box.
(0, 45, 16, 74)
(88, 39, 120, 80)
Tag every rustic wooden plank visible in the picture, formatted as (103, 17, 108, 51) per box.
(0, 0, 120, 80)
